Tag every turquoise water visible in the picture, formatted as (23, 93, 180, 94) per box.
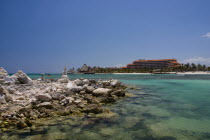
(1, 74, 210, 140)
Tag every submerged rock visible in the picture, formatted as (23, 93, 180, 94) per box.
(82, 104, 103, 114)
(111, 89, 126, 97)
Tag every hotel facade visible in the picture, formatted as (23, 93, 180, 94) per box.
(124, 59, 181, 69)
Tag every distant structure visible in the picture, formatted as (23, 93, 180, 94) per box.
(62, 66, 67, 75)
(123, 59, 181, 69)
(67, 67, 75, 74)
(77, 64, 95, 74)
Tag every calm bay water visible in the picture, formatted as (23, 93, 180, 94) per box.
(2, 74, 210, 140)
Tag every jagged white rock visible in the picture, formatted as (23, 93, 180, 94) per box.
(93, 88, 112, 95)
(58, 67, 69, 83)
(0, 67, 9, 84)
(12, 70, 33, 85)
(4, 76, 16, 84)
(0, 95, 6, 104)
(58, 75, 69, 83)
(67, 81, 83, 92)
(83, 79, 89, 85)
(110, 80, 120, 87)
(73, 79, 83, 86)
(84, 85, 95, 93)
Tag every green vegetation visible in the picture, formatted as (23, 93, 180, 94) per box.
(94, 63, 209, 73)
(95, 67, 153, 73)
(172, 63, 208, 72)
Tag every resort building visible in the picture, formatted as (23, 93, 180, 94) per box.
(123, 59, 181, 69)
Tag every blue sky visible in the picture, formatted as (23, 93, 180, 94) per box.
(0, 0, 210, 73)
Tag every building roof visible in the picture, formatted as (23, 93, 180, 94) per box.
(133, 59, 177, 63)
(80, 64, 90, 72)
(121, 67, 127, 69)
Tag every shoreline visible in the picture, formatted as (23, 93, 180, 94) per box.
(112, 71, 210, 75)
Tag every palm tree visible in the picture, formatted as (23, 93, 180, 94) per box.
(197, 64, 202, 71)
(191, 63, 197, 71)
(202, 65, 207, 71)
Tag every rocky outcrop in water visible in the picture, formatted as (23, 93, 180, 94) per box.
(0, 68, 128, 130)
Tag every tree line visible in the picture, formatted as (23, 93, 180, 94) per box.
(93, 63, 210, 73)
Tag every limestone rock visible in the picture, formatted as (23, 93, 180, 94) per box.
(83, 79, 89, 85)
(58, 75, 69, 83)
(110, 80, 120, 87)
(111, 89, 126, 97)
(84, 86, 95, 93)
(36, 93, 52, 102)
(50, 92, 65, 101)
(0, 86, 9, 95)
(37, 102, 53, 109)
(67, 81, 83, 92)
(0, 95, 6, 104)
(4, 94, 13, 102)
(67, 81, 76, 89)
(0, 86, 13, 102)
(16, 96, 25, 100)
(0, 67, 9, 84)
(13, 70, 33, 85)
(93, 88, 112, 96)
(3, 76, 16, 84)
(74, 79, 83, 86)
(60, 97, 74, 106)
(0, 67, 8, 78)
(74, 99, 82, 104)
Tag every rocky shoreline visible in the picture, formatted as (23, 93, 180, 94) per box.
(0, 67, 129, 131)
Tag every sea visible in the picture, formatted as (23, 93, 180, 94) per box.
(1, 74, 210, 140)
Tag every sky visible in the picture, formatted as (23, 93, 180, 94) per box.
(0, 0, 210, 73)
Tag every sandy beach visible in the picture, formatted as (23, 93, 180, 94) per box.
(113, 71, 210, 75)
(176, 71, 210, 74)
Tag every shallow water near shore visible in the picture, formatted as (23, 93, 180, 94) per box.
(2, 74, 210, 140)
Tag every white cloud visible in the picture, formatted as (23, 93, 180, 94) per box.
(202, 32, 210, 38)
(182, 57, 210, 66)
